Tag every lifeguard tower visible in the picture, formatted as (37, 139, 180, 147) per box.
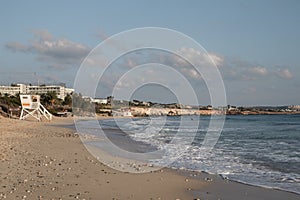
(19, 94, 52, 121)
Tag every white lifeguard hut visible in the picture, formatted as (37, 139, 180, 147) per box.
(19, 94, 52, 121)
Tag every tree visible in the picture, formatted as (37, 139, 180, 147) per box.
(10, 93, 21, 106)
(41, 91, 58, 106)
(63, 94, 72, 106)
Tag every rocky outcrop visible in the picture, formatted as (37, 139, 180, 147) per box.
(130, 107, 226, 117)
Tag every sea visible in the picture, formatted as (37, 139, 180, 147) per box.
(76, 114, 300, 194)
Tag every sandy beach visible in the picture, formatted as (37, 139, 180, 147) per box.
(0, 116, 299, 200)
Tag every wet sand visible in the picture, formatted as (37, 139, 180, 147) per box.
(0, 116, 299, 199)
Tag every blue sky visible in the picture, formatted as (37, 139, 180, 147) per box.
(1, 0, 300, 106)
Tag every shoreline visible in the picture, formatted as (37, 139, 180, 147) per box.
(0, 116, 299, 199)
(52, 116, 300, 197)
(68, 116, 300, 195)
(54, 116, 300, 196)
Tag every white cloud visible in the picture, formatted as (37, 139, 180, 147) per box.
(276, 69, 293, 79)
(207, 52, 224, 67)
(174, 47, 224, 67)
(180, 68, 202, 80)
(249, 66, 268, 76)
(32, 38, 89, 59)
(151, 47, 223, 81)
(5, 29, 90, 69)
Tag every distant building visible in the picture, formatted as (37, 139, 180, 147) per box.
(227, 105, 238, 111)
(131, 99, 140, 106)
(206, 105, 213, 110)
(141, 101, 151, 107)
(91, 98, 108, 104)
(288, 105, 300, 111)
(0, 84, 26, 96)
(0, 83, 74, 100)
(107, 96, 114, 104)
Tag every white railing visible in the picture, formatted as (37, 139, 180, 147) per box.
(38, 103, 53, 121)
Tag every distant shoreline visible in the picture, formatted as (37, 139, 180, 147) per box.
(127, 106, 300, 117)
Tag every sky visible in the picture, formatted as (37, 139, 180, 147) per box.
(1, 0, 300, 106)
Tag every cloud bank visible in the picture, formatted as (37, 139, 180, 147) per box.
(6, 29, 91, 69)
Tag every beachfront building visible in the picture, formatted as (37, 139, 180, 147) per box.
(0, 84, 26, 96)
(0, 83, 74, 100)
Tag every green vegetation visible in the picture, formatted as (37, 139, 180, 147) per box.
(0, 92, 74, 117)
(63, 94, 72, 106)
(0, 92, 114, 118)
(0, 93, 21, 117)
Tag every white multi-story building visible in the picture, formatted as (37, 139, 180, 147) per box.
(0, 84, 26, 96)
(0, 83, 74, 100)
